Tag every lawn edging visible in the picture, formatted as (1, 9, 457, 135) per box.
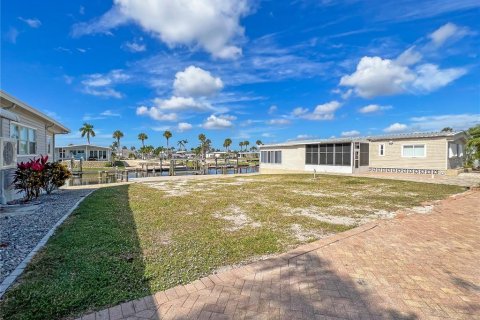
(0, 190, 95, 298)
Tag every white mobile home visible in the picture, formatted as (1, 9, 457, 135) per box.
(55, 144, 111, 161)
(260, 131, 467, 175)
(0, 90, 70, 203)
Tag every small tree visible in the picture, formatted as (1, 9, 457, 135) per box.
(223, 138, 232, 153)
(466, 125, 480, 167)
(79, 123, 95, 144)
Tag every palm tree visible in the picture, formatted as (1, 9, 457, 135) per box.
(256, 140, 263, 146)
(113, 130, 124, 155)
(177, 139, 188, 151)
(163, 130, 172, 157)
(198, 133, 207, 159)
(244, 140, 250, 151)
(79, 123, 95, 144)
(239, 141, 244, 151)
(223, 138, 232, 152)
(138, 133, 148, 147)
(441, 127, 453, 132)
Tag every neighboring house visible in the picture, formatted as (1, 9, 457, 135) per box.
(259, 131, 467, 175)
(55, 144, 111, 161)
(238, 151, 260, 159)
(0, 90, 70, 204)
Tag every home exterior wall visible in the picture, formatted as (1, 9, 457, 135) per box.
(1, 92, 69, 204)
(369, 137, 448, 170)
(259, 145, 305, 174)
(0, 103, 53, 162)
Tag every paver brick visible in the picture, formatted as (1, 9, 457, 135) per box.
(76, 190, 480, 320)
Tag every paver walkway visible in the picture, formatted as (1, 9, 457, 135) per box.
(79, 190, 480, 320)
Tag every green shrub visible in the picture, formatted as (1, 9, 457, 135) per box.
(13, 155, 72, 201)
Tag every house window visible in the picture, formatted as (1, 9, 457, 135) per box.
(10, 123, 37, 155)
(360, 143, 370, 166)
(261, 151, 281, 164)
(306, 143, 351, 166)
(59, 148, 66, 159)
(379, 144, 385, 156)
(402, 144, 425, 157)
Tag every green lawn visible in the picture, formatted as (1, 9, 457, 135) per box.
(0, 174, 465, 319)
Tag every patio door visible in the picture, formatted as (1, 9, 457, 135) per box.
(354, 150, 359, 169)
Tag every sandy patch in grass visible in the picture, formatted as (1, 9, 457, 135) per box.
(213, 206, 261, 232)
(290, 224, 326, 242)
(291, 190, 333, 197)
(289, 207, 361, 226)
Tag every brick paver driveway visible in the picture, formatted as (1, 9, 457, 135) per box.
(80, 190, 480, 320)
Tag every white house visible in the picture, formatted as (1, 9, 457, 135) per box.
(55, 144, 111, 161)
(0, 90, 70, 203)
(260, 131, 467, 176)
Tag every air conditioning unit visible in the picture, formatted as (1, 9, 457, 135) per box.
(0, 138, 17, 170)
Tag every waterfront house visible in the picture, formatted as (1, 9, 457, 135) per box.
(259, 131, 467, 175)
(55, 144, 112, 161)
(0, 90, 70, 203)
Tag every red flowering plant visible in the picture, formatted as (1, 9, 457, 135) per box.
(13, 155, 71, 201)
(13, 156, 46, 201)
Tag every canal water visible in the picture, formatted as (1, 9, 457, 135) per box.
(66, 166, 259, 186)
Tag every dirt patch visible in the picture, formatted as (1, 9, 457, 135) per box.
(213, 206, 262, 232)
(290, 224, 325, 242)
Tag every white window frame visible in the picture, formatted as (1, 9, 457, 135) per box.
(261, 150, 282, 164)
(10, 122, 38, 156)
(401, 144, 426, 158)
(378, 143, 385, 156)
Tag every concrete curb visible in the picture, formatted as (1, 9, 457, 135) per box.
(0, 190, 95, 298)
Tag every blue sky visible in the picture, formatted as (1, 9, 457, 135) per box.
(1, 0, 479, 150)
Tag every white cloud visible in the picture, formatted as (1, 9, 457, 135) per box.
(429, 23, 470, 47)
(83, 87, 123, 99)
(18, 17, 42, 28)
(340, 56, 415, 98)
(340, 56, 467, 98)
(358, 104, 392, 114)
(71, 0, 251, 59)
(296, 134, 313, 140)
(202, 114, 236, 129)
(81, 69, 129, 98)
(291, 101, 341, 121)
(410, 114, 480, 131)
(412, 64, 467, 92)
(153, 96, 214, 112)
(100, 110, 121, 117)
(396, 46, 422, 66)
(267, 119, 290, 125)
(173, 66, 223, 97)
(83, 110, 121, 121)
(177, 122, 193, 132)
(291, 107, 309, 117)
(136, 106, 178, 121)
(5, 28, 19, 43)
(123, 40, 146, 52)
(268, 105, 278, 114)
(341, 130, 360, 137)
(384, 123, 408, 133)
